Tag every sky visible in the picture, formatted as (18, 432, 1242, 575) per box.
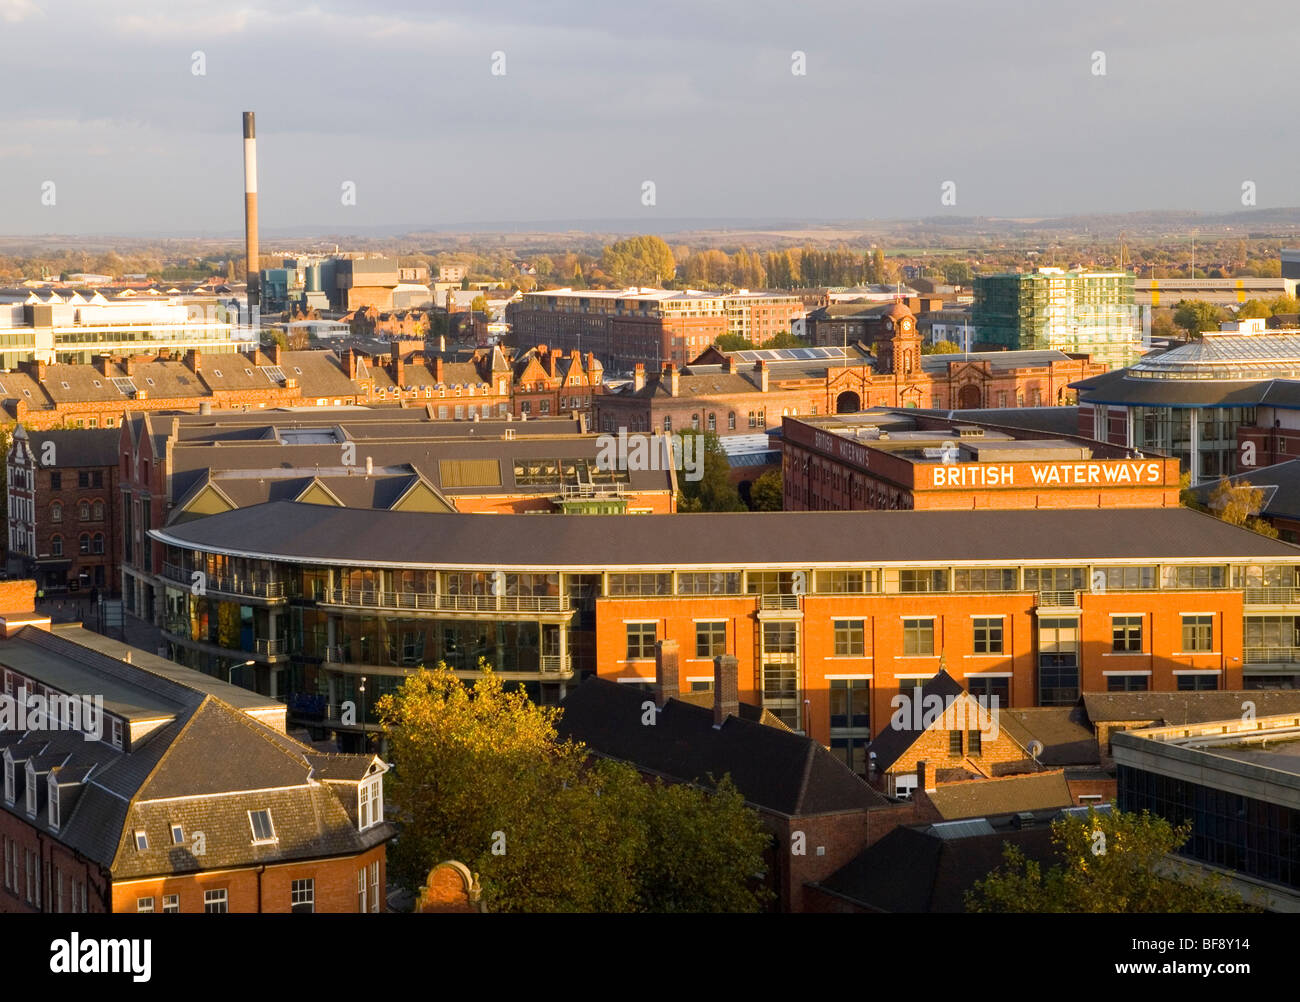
(0, 0, 1296, 236)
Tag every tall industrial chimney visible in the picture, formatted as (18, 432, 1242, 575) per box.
(242, 112, 260, 310)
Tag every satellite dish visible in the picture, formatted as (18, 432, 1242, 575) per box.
(1028, 739, 1044, 760)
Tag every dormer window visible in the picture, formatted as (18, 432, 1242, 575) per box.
(249, 809, 276, 844)
(134, 830, 148, 850)
(171, 824, 184, 845)
(47, 774, 59, 830)
(358, 775, 383, 831)
(3, 754, 13, 804)
(25, 762, 37, 818)
(111, 718, 123, 749)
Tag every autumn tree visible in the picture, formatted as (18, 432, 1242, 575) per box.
(600, 236, 676, 288)
(377, 664, 771, 912)
(966, 807, 1255, 913)
(1209, 479, 1278, 538)
(1236, 299, 1269, 320)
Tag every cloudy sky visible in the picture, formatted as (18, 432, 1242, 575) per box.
(0, 0, 1295, 235)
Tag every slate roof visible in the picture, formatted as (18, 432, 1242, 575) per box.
(999, 706, 1100, 766)
(150, 501, 1300, 571)
(0, 627, 392, 879)
(1082, 690, 1300, 726)
(18, 427, 119, 468)
(1191, 459, 1300, 521)
(810, 821, 1057, 912)
(556, 678, 887, 817)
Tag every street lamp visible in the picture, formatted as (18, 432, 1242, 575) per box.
(359, 676, 369, 752)
(228, 659, 255, 687)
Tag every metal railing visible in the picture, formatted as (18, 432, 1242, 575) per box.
(1243, 646, 1300, 664)
(321, 589, 567, 613)
(1037, 590, 1081, 608)
(255, 638, 287, 656)
(758, 593, 800, 610)
(161, 563, 286, 598)
(1243, 588, 1300, 605)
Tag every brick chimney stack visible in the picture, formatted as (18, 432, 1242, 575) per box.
(184, 348, 201, 373)
(96, 355, 112, 377)
(270, 343, 282, 365)
(665, 362, 680, 397)
(392, 348, 405, 388)
(755, 359, 769, 393)
(712, 654, 739, 727)
(433, 357, 444, 383)
(654, 639, 680, 706)
(722, 355, 734, 374)
(633, 364, 646, 392)
(344, 347, 358, 380)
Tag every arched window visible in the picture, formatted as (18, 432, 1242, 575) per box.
(93, 534, 104, 555)
(79, 501, 90, 520)
(79, 534, 90, 555)
(92, 500, 104, 521)
(51, 536, 62, 557)
(51, 503, 62, 523)
(728, 412, 737, 430)
(691, 413, 700, 430)
(708, 413, 717, 431)
(663, 415, 672, 432)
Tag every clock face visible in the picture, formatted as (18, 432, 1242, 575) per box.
(901, 319, 912, 331)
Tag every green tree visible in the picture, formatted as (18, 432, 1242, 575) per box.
(759, 331, 807, 349)
(377, 663, 771, 912)
(966, 807, 1255, 913)
(470, 294, 488, 314)
(713, 333, 754, 352)
(1236, 299, 1269, 320)
(922, 340, 961, 355)
(676, 429, 744, 512)
(1268, 294, 1300, 316)
(943, 261, 973, 285)
(1172, 300, 1224, 337)
(749, 469, 783, 511)
(600, 236, 676, 288)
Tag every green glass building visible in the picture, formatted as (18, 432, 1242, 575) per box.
(973, 268, 1140, 369)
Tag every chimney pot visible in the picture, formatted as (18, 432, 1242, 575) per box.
(712, 654, 739, 726)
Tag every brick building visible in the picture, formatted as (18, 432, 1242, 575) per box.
(781, 411, 1182, 512)
(595, 307, 1105, 438)
(508, 344, 604, 420)
(6, 426, 119, 593)
(145, 503, 1300, 754)
(0, 608, 393, 914)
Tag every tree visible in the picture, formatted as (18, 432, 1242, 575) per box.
(713, 333, 754, 352)
(749, 469, 782, 511)
(966, 807, 1255, 913)
(1173, 300, 1223, 337)
(600, 236, 676, 288)
(760, 331, 807, 349)
(922, 340, 961, 355)
(1208, 479, 1278, 538)
(943, 261, 974, 285)
(1268, 294, 1300, 316)
(470, 294, 488, 314)
(1236, 299, 1269, 320)
(377, 664, 771, 912)
(676, 429, 745, 512)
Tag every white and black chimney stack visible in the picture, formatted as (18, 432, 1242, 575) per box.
(242, 112, 260, 311)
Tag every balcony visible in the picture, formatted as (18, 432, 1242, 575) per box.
(758, 593, 799, 610)
(1243, 646, 1300, 665)
(318, 588, 569, 616)
(319, 646, 574, 680)
(1036, 590, 1082, 612)
(160, 563, 286, 602)
(1243, 588, 1300, 606)
(163, 630, 290, 664)
(256, 637, 288, 656)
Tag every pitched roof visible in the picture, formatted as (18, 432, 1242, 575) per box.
(556, 678, 886, 817)
(864, 670, 966, 772)
(926, 771, 1075, 821)
(1082, 689, 1300, 726)
(998, 706, 1100, 766)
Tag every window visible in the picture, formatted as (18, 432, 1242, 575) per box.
(171, 824, 184, 845)
(816, 570, 871, 594)
(1099, 566, 1157, 590)
(204, 889, 228, 913)
(1164, 566, 1225, 590)
(93, 534, 104, 555)
(892, 569, 948, 593)
(1038, 617, 1080, 706)
(111, 718, 123, 748)
(829, 679, 870, 731)
(162, 894, 179, 913)
(608, 573, 672, 596)
(953, 568, 1017, 592)
(967, 676, 1010, 707)
(92, 501, 104, 521)
(135, 830, 148, 850)
(48, 778, 59, 829)
(359, 777, 383, 831)
(902, 618, 934, 656)
(968, 729, 982, 756)
(1107, 674, 1149, 691)
(695, 621, 727, 659)
(51, 502, 61, 522)
(137, 897, 154, 913)
(78, 471, 89, 489)
(626, 622, 656, 659)
(79, 534, 90, 555)
(708, 413, 716, 431)
(370, 860, 380, 912)
(50, 473, 61, 490)
(1112, 615, 1143, 652)
(1182, 615, 1213, 652)
(663, 415, 672, 432)
(357, 867, 367, 913)
(51, 536, 62, 557)
(949, 730, 964, 756)
(972, 617, 1003, 654)
(1178, 673, 1218, 691)
(291, 878, 314, 914)
(728, 412, 736, 430)
(248, 809, 276, 843)
(833, 619, 864, 656)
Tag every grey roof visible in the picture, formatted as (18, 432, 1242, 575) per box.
(866, 670, 966, 772)
(149, 501, 1300, 571)
(1082, 690, 1300, 725)
(998, 706, 1100, 766)
(1192, 459, 1300, 521)
(925, 772, 1075, 821)
(920, 349, 1076, 373)
(1072, 368, 1300, 410)
(557, 678, 887, 817)
(20, 428, 119, 468)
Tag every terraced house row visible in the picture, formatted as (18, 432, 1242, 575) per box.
(141, 502, 1300, 766)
